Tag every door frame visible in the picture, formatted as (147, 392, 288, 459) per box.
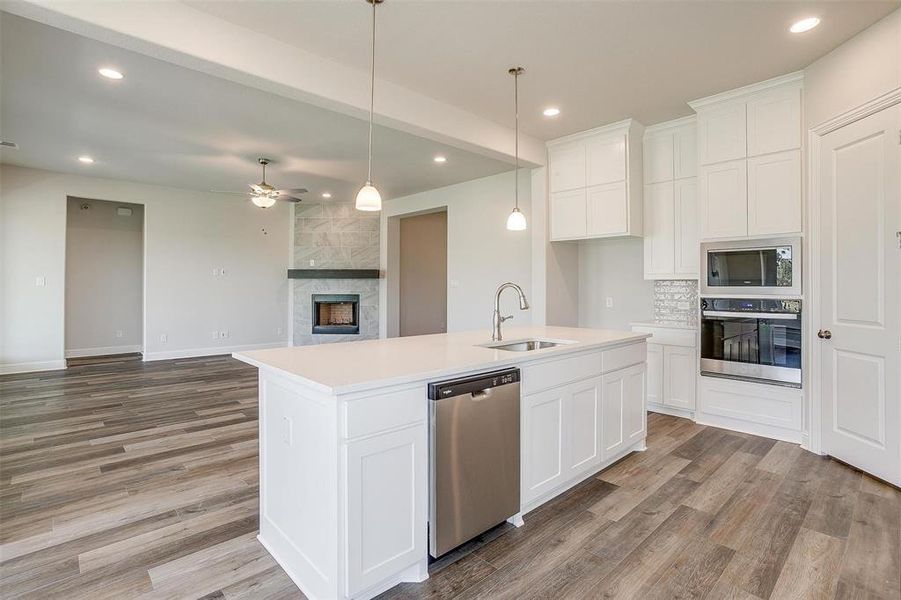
(805, 86, 901, 456)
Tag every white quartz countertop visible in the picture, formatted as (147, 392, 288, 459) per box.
(234, 325, 649, 395)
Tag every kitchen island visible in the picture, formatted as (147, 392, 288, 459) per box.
(234, 325, 650, 600)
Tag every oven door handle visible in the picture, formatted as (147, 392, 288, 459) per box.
(702, 311, 799, 320)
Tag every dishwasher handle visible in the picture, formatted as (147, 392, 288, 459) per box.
(428, 368, 520, 401)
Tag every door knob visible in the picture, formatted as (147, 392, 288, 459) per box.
(817, 329, 832, 340)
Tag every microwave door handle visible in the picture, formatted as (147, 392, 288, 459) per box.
(702, 311, 799, 320)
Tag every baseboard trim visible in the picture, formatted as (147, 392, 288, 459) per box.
(0, 360, 68, 375)
(647, 402, 695, 419)
(65, 345, 142, 358)
(143, 342, 287, 362)
(695, 412, 802, 444)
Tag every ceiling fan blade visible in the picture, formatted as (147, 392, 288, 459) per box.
(280, 196, 304, 203)
(250, 184, 263, 193)
(209, 190, 249, 195)
(278, 188, 308, 195)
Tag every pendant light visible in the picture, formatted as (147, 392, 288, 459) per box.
(506, 67, 527, 231)
(356, 0, 383, 212)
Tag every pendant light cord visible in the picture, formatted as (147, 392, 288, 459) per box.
(367, 0, 376, 184)
(513, 68, 520, 210)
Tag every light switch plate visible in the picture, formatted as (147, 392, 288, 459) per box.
(35, 276, 46, 287)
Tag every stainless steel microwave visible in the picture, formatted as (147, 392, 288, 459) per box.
(700, 237, 801, 297)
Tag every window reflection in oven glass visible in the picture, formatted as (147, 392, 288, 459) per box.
(702, 318, 801, 369)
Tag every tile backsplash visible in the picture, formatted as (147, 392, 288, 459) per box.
(653, 280, 699, 325)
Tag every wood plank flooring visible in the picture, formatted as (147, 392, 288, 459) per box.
(1, 356, 899, 599)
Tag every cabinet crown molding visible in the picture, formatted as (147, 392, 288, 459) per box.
(644, 115, 697, 136)
(688, 71, 804, 111)
(547, 118, 644, 147)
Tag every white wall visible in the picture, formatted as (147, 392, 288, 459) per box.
(380, 170, 532, 334)
(0, 164, 290, 372)
(805, 9, 901, 128)
(578, 237, 653, 330)
(65, 198, 144, 356)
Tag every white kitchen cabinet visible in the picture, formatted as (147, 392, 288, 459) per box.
(550, 189, 587, 240)
(587, 181, 628, 237)
(521, 386, 566, 502)
(673, 179, 699, 276)
(697, 102, 746, 165)
(566, 378, 602, 476)
(345, 424, 427, 596)
(690, 73, 803, 240)
(601, 362, 647, 460)
(663, 346, 697, 411)
(548, 119, 643, 241)
(674, 126, 698, 179)
(646, 344, 664, 406)
(549, 143, 586, 192)
(644, 133, 674, 184)
(747, 150, 802, 236)
(746, 86, 801, 157)
(699, 159, 748, 239)
(642, 116, 698, 280)
(643, 182, 675, 277)
(632, 324, 697, 417)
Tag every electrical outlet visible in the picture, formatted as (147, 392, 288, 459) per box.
(309, 259, 315, 267)
(159, 334, 168, 343)
(212, 331, 219, 340)
(220, 330, 229, 339)
(115, 330, 123, 338)
(605, 297, 614, 308)
(35, 276, 46, 287)
(220, 268, 228, 276)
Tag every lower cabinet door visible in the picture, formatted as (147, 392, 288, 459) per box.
(602, 363, 647, 460)
(565, 378, 602, 478)
(521, 387, 566, 504)
(663, 345, 697, 411)
(646, 344, 664, 406)
(345, 425, 426, 596)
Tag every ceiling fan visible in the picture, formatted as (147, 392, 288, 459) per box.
(211, 158, 308, 208)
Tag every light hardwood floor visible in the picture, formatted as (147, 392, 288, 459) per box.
(1, 355, 898, 599)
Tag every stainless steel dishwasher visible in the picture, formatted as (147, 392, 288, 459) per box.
(427, 368, 520, 558)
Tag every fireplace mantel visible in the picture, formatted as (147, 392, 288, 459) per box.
(287, 269, 381, 280)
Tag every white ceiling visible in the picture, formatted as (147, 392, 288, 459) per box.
(0, 12, 514, 200)
(186, 0, 900, 139)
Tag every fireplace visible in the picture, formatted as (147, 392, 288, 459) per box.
(312, 294, 360, 335)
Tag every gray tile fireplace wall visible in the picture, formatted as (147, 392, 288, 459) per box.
(293, 202, 380, 345)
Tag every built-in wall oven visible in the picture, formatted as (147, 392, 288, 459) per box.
(701, 237, 801, 297)
(700, 298, 802, 387)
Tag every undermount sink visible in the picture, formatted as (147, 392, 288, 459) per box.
(480, 338, 576, 352)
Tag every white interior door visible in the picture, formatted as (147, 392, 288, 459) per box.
(819, 104, 901, 486)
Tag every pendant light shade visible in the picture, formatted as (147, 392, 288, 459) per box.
(506, 207, 527, 230)
(506, 67, 527, 231)
(355, 183, 382, 211)
(356, 0, 383, 212)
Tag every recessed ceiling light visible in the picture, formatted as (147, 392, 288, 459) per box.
(433, 155, 447, 163)
(790, 17, 820, 33)
(321, 192, 332, 199)
(78, 156, 94, 164)
(98, 67, 124, 80)
(543, 107, 561, 117)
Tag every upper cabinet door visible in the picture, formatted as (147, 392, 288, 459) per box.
(698, 103, 747, 165)
(587, 182, 628, 237)
(747, 87, 801, 157)
(673, 179, 699, 277)
(549, 143, 586, 192)
(586, 135, 626, 186)
(643, 133, 674, 184)
(643, 182, 675, 278)
(674, 127, 698, 179)
(747, 149, 802, 236)
(699, 159, 748, 239)
(550, 189, 588, 240)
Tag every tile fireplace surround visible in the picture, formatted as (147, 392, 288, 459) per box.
(292, 202, 380, 346)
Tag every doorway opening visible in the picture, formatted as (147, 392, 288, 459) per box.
(65, 197, 144, 363)
(387, 209, 448, 337)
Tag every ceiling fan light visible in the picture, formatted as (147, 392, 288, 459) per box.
(506, 207, 527, 231)
(252, 194, 277, 209)
(355, 183, 382, 211)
